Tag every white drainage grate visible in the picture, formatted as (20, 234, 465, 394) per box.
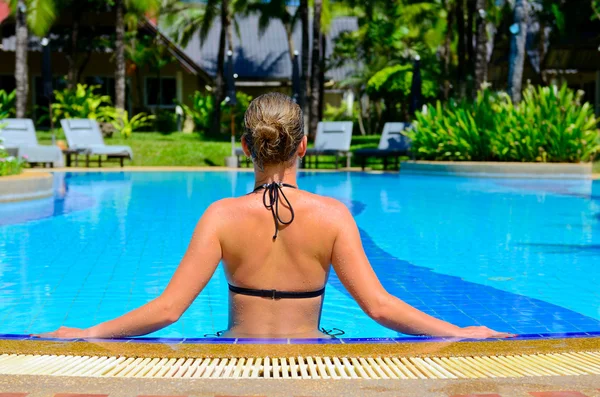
(0, 352, 600, 379)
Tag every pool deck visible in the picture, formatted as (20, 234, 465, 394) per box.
(2, 373, 600, 397)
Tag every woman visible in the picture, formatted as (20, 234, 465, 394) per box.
(41, 93, 511, 340)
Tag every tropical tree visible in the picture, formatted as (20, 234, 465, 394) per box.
(474, 0, 488, 90)
(9, 0, 56, 117)
(163, 0, 247, 135)
(507, 0, 529, 103)
(114, 0, 161, 112)
(309, 0, 323, 139)
(300, 0, 309, 123)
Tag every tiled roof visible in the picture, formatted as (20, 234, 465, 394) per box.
(162, 13, 359, 82)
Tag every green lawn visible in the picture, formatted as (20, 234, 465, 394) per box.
(36, 131, 386, 168)
(38, 131, 232, 167)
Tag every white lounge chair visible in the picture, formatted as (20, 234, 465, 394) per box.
(304, 121, 354, 169)
(60, 119, 133, 167)
(0, 118, 62, 167)
(354, 122, 412, 170)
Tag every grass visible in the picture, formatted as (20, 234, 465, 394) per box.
(35, 130, 387, 169)
(33, 130, 600, 171)
(38, 131, 232, 167)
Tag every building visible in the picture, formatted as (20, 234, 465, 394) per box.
(0, 2, 358, 122)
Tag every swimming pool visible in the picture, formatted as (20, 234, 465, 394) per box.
(0, 171, 599, 340)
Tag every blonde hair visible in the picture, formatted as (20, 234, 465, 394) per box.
(243, 92, 304, 168)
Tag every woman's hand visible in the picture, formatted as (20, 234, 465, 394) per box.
(33, 326, 88, 339)
(452, 326, 515, 339)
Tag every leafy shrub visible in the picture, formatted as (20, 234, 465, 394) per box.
(153, 108, 179, 133)
(181, 91, 253, 136)
(492, 85, 600, 163)
(410, 84, 600, 163)
(52, 84, 116, 124)
(0, 140, 25, 177)
(110, 111, 155, 139)
(0, 90, 16, 120)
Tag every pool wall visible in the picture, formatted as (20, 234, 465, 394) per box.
(400, 161, 593, 179)
(0, 172, 53, 202)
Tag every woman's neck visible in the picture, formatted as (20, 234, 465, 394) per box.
(254, 162, 298, 187)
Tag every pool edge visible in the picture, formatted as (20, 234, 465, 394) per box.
(1, 335, 599, 358)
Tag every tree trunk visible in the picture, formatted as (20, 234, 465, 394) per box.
(443, 0, 454, 100)
(300, 0, 310, 130)
(508, 0, 528, 103)
(466, 0, 476, 77)
(309, 0, 322, 140)
(15, 0, 28, 118)
(318, 33, 326, 122)
(115, 0, 126, 111)
(474, 0, 488, 91)
(212, 0, 229, 135)
(455, 0, 466, 97)
(66, 15, 80, 89)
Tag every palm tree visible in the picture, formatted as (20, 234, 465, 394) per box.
(300, 0, 309, 121)
(455, 0, 466, 97)
(14, 0, 28, 118)
(507, 0, 529, 103)
(474, 0, 488, 90)
(114, 0, 160, 112)
(309, 0, 323, 139)
(9, 0, 56, 117)
(163, 0, 246, 134)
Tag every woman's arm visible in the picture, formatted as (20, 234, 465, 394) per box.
(37, 202, 225, 339)
(330, 203, 513, 339)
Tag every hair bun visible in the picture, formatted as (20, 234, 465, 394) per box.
(254, 123, 280, 143)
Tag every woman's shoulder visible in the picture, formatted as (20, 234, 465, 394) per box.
(298, 191, 353, 218)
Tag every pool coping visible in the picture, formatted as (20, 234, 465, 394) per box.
(0, 172, 54, 202)
(400, 161, 594, 179)
(0, 332, 599, 358)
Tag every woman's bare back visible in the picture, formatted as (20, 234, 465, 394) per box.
(217, 188, 342, 337)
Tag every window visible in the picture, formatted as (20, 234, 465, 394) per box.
(85, 76, 116, 101)
(0, 76, 16, 92)
(145, 77, 177, 107)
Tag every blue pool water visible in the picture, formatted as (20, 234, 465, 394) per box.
(0, 171, 599, 339)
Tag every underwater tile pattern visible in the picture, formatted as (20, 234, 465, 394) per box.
(0, 172, 599, 339)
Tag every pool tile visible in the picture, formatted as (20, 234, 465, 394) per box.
(0, 334, 31, 340)
(340, 337, 397, 344)
(184, 338, 237, 344)
(235, 338, 289, 344)
(529, 393, 589, 397)
(289, 338, 342, 344)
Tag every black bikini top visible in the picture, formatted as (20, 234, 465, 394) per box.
(227, 182, 326, 300)
(252, 182, 297, 240)
(228, 283, 326, 300)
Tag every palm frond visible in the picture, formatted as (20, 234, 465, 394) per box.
(26, 0, 57, 37)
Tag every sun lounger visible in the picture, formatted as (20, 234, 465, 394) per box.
(234, 147, 251, 167)
(0, 118, 62, 167)
(304, 121, 353, 169)
(354, 122, 412, 170)
(60, 119, 133, 167)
